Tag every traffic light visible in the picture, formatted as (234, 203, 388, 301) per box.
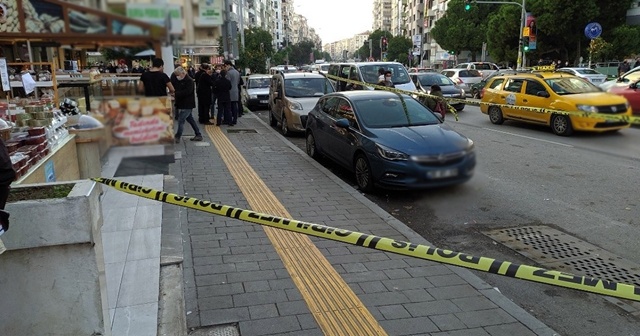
(464, 0, 471, 11)
(522, 37, 530, 52)
(382, 37, 388, 51)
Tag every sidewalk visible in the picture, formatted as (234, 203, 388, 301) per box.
(171, 111, 559, 336)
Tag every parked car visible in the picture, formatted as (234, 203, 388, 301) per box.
(600, 66, 640, 91)
(554, 67, 607, 85)
(441, 68, 483, 94)
(311, 63, 330, 74)
(455, 62, 500, 79)
(410, 73, 465, 111)
(305, 91, 476, 191)
(241, 74, 271, 111)
(607, 80, 640, 116)
(408, 67, 436, 73)
(268, 72, 335, 136)
(481, 72, 631, 136)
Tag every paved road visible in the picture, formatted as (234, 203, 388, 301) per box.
(253, 105, 640, 335)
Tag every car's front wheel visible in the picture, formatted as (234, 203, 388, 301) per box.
(551, 114, 573, 136)
(488, 106, 504, 125)
(354, 154, 374, 193)
(306, 132, 319, 159)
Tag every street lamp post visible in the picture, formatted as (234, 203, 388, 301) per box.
(473, 0, 526, 69)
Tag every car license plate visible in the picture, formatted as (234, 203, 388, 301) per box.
(428, 168, 458, 179)
(260, 100, 268, 104)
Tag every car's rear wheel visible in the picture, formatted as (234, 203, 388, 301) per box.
(306, 132, 319, 159)
(488, 106, 504, 125)
(269, 108, 277, 126)
(354, 154, 374, 193)
(551, 114, 573, 136)
(281, 115, 290, 136)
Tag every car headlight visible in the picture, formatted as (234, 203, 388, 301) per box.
(464, 139, 475, 154)
(577, 105, 598, 113)
(288, 101, 303, 110)
(375, 143, 409, 161)
(249, 94, 258, 99)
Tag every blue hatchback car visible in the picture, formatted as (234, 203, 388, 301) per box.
(305, 91, 476, 191)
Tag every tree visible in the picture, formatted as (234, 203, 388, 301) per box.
(608, 25, 640, 60)
(485, 6, 521, 63)
(386, 36, 412, 64)
(356, 29, 392, 61)
(588, 37, 613, 62)
(287, 40, 316, 65)
(236, 27, 274, 74)
(431, 0, 498, 61)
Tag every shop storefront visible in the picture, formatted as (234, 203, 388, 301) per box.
(0, 0, 171, 184)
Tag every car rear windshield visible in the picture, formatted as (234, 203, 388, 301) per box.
(359, 64, 411, 85)
(354, 95, 440, 128)
(417, 74, 455, 86)
(320, 64, 330, 71)
(284, 78, 334, 98)
(575, 69, 602, 75)
(544, 77, 601, 95)
(248, 78, 270, 88)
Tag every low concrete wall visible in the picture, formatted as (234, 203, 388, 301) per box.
(0, 180, 110, 336)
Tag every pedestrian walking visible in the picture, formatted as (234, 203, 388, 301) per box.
(213, 69, 232, 126)
(0, 139, 16, 236)
(196, 64, 215, 125)
(138, 58, 175, 97)
(224, 60, 241, 125)
(634, 58, 640, 69)
(173, 67, 203, 143)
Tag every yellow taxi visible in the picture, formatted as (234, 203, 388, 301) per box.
(480, 72, 631, 136)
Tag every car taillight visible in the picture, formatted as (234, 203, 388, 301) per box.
(479, 71, 484, 77)
(457, 78, 464, 84)
(480, 88, 485, 98)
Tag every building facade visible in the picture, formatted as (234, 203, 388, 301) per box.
(372, 0, 392, 32)
(628, 0, 640, 25)
(391, 0, 407, 36)
(324, 31, 370, 61)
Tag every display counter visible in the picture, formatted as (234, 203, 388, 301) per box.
(58, 79, 102, 113)
(12, 134, 79, 185)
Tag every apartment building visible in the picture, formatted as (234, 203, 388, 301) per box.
(373, 0, 393, 32)
(324, 32, 370, 61)
(628, 0, 640, 25)
(391, 0, 407, 36)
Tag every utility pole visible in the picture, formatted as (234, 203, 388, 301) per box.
(369, 39, 373, 59)
(469, 0, 526, 69)
(239, 0, 245, 50)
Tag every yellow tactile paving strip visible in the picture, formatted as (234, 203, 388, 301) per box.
(204, 125, 387, 336)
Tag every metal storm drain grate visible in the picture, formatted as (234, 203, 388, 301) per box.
(227, 129, 258, 134)
(484, 225, 640, 286)
(189, 324, 240, 336)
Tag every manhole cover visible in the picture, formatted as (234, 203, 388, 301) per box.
(189, 324, 240, 336)
(484, 225, 640, 286)
(194, 142, 211, 147)
(227, 129, 258, 134)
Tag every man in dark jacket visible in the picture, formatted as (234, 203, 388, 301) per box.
(173, 67, 203, 143)
(196, 64, 215, 124)
(213, 69, 233, 126)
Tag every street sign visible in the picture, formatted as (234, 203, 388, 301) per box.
(584, 22, 602, 39)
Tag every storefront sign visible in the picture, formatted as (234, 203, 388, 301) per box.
(0, 58, 10, 92)
(102, 97, 174, 146)
(198, 0, 222, 26)
(126, 3, 182, 35)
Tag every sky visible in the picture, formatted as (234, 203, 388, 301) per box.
(294, 0, 374, 45)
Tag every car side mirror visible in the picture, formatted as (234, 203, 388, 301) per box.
(617, 77, 624, 82)
(335, 118, 350, 128)
(537, 91, 550, 98)
(630, 82, 638, 89)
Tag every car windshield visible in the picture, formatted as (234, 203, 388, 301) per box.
(248, 78, 270, 89)
(418, 74, 455, 86)
(359, 64, 411, 84)
(623, 68, 640, 81)
(320, 64, 329, 71)
(284, 78, 334, 98)
(545, 77, 601, 95)
(354, 95, 441, 128)
(575, 69, 601, 75)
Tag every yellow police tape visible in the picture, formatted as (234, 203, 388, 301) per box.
(324, 73, 640, 126)
(93, 176, 640, 303)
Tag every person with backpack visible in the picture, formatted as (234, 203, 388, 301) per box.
(420, 84, 451, 120)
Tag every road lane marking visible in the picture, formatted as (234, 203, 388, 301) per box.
(483, 128, 574, 148)
(203, 125, 387, 336)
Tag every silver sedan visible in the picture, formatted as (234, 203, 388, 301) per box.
(554, 67, 607, 85)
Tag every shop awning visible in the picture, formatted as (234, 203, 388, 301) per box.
(0, 0, 166, 48)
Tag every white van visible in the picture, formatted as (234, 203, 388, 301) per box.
(327, 62, 417, 92)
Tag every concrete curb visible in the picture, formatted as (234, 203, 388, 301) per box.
(249, 112, 560, 336)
